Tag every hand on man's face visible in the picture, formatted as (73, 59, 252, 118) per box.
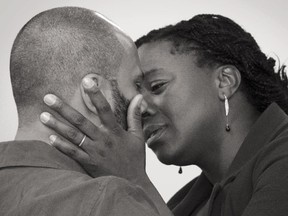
(40, 77, 149, 186)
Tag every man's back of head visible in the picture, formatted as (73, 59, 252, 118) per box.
(10, 7, 126, 129)
(0, 7, 159, 216)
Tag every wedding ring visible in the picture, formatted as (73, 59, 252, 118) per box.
(78, 135, 86, 147)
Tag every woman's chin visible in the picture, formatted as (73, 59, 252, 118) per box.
(149, 138, 183, 164)
(155, 149, 177, 165)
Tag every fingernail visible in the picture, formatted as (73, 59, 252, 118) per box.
(44, 94, 57, 106)
(49, 135, 57, 145)
(40, 112, 51, 123)
(141, 101, 148, 113)
(223, 67, 231, 73)
(82, 77, 95, 89)
(135, 94, 146, 113)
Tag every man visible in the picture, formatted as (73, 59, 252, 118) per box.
(0, 7, 158, 216)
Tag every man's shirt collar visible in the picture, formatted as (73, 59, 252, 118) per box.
(0, 140, 86, 174)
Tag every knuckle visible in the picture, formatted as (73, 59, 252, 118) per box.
(55, 99, 64, 111)
(97, 134, 113, 148)
(72, 114, 86, 126)
(98, 103, 111, 113)
(85, 160, 100, 174)
(111, 126, 121, 135)
(66, 128, 78, 140)
(66, 147, 78, 157)
(134, 109, 142, 119)
(103, 135, 113, 148)
(97, 148, 106, 157)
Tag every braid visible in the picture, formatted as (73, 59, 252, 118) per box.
(136, 14, 288, 114)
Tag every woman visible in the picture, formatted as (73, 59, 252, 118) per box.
(41, 14, 288, 215)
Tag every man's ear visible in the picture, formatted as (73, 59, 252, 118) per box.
(80, 73, 113, 114)
(215, 65, 241, 100)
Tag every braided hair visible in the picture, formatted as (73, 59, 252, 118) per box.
(135, 14, 288, 114)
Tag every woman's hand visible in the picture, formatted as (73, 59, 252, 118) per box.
(40, 78, 147, 185)
(40, 78, 175, 216)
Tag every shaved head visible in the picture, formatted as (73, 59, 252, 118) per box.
(10, 7, 127, 127)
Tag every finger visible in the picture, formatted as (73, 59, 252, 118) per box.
(127, 94, 145, 139)
(82, 78, 120, 133)
(49, 135, 90, 163)
(40, 112, 89, 146)
(43, 94, 100, 139)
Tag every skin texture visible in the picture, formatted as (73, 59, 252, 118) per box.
(139, 41, 223, 166)
(13, 7, 174, 216)
(44, 39, 259, 183)
(11, 8, 127, 127)
(15, 11, 143, 144)
(63, 24, 143, 130)
(138, 40, 260, 183)
(41, 36, 261, 216)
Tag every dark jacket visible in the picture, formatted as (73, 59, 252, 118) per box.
(168, 103, 288, 216)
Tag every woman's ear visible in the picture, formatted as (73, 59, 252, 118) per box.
(215, 65, 241, 100)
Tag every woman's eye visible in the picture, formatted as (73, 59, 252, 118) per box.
(150, 82, 167, 94)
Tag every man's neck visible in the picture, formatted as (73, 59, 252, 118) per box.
(15, 120, 53, 145)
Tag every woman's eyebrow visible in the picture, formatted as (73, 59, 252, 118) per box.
(143, 68, 164, 77)
(133, 72, 144, 82)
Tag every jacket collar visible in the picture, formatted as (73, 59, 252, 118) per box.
(0, 140, 86, 174)
(171, 172, 212, 216)
(224, 102, 288, 180)
(167, 103, 288, 215)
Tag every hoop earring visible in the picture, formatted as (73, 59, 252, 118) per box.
(178, 166, 183, 174)
(224, 95, 230, 132)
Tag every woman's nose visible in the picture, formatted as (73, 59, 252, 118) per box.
(141, 95, 157, 119)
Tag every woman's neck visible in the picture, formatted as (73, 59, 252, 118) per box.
(200, 101, 261, 184)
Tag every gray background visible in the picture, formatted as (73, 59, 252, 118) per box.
(0, 0, 287, 201)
